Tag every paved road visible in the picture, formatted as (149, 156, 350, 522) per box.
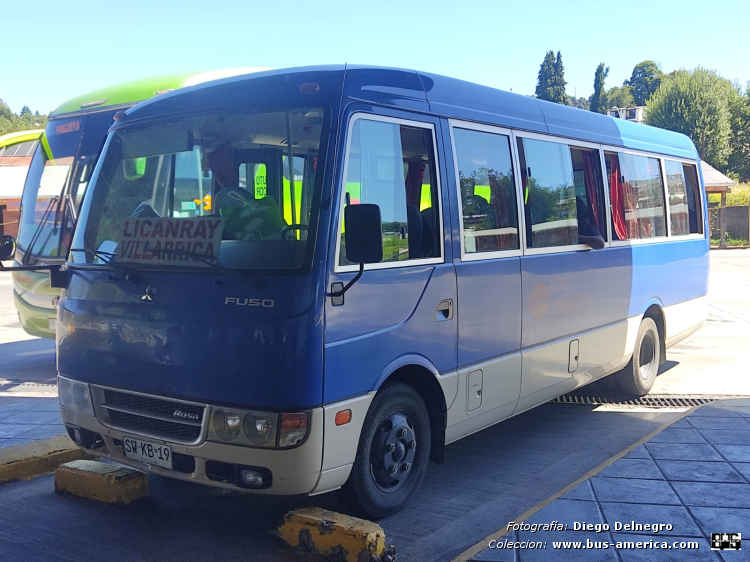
(0, 251, 748, 561)
(0, 403, 682, 562)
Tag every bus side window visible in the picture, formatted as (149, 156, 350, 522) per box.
(606, 151, 667, 240)
(339, 118, 439, 266)
(681, 163, 703, 234)
(453, 127, 518, 254)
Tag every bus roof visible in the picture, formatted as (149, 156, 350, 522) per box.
(0, 129, 43, 148)
(50, 68, 269, 118)
(119, 65, 698, 161)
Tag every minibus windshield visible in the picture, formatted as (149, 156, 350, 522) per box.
(17, 120, 85, 260)
(70, 107, 325, 271)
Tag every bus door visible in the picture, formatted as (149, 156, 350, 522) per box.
(449, 123, 523, 437)
(324, 114, 456, 404)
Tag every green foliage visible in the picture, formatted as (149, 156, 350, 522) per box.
(0, 99, 47, 136)
(605, 85, 635, 109)
(707, 182, 750, 206)
(728, 85, 750, 181)
(535, 50, 567, 104)
(535, 51, 556, 102)
(625, 61, 665, 105)
(589, 63, 609, 114)
(646, 68, 737, 169)
(710, 234, 748, 247)
(550, 51, 568, 104)
(567, 96, 590, 111)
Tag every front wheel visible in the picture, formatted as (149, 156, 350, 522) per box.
(615, 317, 660, 396)
(339, 383, 431, 519)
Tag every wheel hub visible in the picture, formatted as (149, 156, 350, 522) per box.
(638, 332, 657, 381)
(370, 411, 417, 492)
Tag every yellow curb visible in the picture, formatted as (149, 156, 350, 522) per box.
(279, 507, 386, 562)
(54, 459, 149, 504)
(0, 434, 94, 485)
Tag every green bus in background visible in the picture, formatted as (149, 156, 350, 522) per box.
(12, 69, 263, 337)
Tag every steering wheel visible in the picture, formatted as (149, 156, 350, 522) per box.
(281, 224, 309, 240)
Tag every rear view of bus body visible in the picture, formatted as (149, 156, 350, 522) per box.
(55, 65, 708, 519)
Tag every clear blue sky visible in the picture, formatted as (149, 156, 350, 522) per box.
(2, 0, 747, 115)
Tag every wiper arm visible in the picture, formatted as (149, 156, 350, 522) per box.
(146, 248, 247, 282)
(68, 248, 140, 285)
(22, 196, 58, 265)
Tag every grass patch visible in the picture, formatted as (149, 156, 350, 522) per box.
(711, 233, 749, 247)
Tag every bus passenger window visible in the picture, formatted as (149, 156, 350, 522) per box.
(453, 128, 518, 254)
(665, 160, 690, 236)
(517, 138, 605, 249)
(606, 152, 666, 240)
(681, 163, 703, 234)
(339, 118, 439, 266)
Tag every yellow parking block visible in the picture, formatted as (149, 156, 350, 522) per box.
(278, 506, 386, 562)
(0, 435, 93, 485)
(54, 460, 149, 504)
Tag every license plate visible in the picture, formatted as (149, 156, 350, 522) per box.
(123, 436, 173, 470)
(48, 318, 56, 331)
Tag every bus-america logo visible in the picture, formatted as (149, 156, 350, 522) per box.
(712, 533, 741, 550)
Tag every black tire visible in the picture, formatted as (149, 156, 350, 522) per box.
(339, 383, 431, 519)
(615, 317, 660, 396)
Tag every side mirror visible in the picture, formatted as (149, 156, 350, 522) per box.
(329, 204, 383, 305)
(0, 235, 16, 261)
(344, 204, 383, 264)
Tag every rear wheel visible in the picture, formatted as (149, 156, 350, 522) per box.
(339, 383, 431, 519)
(615, 317, 660, 396)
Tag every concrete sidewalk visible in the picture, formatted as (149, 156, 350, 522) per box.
(0, 396, 64, 450)
(469, 398, 750, 561)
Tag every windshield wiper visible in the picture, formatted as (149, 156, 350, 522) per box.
(21, 196, 58, 265)
(145, 248, 247, 282)
(68, 248, 140, 285)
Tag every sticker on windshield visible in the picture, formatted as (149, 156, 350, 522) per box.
(116, 217, 224, 266)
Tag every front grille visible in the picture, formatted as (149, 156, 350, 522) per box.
(103, 390, 204, 421)
(95, 387, 207, 444)
(108, 410, 202, 441)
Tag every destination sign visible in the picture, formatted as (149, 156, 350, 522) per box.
(116, 217, 224, 266)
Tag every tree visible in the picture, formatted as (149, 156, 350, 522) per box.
(646, 68, 737, 169)
(567, 96, 590, 111)
(606, 85, 635, 109)
(0, 99, 48, 135)
(20, 105, 31, 116)
(589, 63, 609, 114)
(535, 51, 556, 102)
(728, 83, 750, 180)
(625, 61, 665, 105)
(550, 51, 568, 104)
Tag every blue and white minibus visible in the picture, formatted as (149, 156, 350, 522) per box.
(15, 65, 707, 518)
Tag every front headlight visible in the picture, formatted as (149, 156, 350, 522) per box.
(208, 408, 309, 449)
(213, 410, 242, 442)
(243, 413, 276, 446)
(58, 376, 94, 416)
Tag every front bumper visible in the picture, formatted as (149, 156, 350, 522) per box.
(60, 404, 325, 496)
(13, 290, 56, 339)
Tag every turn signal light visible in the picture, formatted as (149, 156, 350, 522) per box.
(335, 409, 352, 426)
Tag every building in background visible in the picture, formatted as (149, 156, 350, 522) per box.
(0, 130, 42, 238)
(609, 106, 646, 124)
